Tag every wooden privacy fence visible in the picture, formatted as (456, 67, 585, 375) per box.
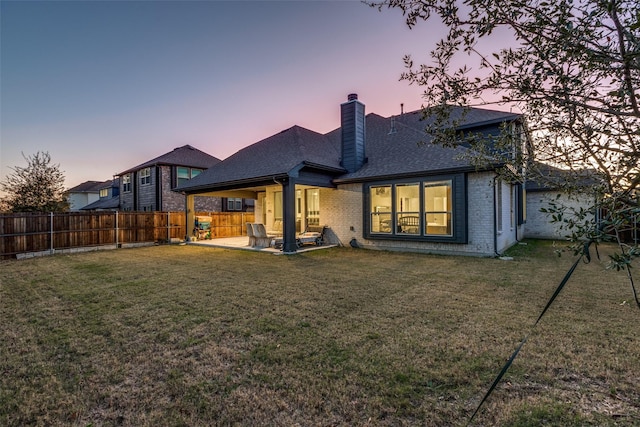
(0, 211, 254, 259)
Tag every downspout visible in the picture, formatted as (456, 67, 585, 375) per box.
(515, 184, 522, 243)
(493, 175, 500, 257)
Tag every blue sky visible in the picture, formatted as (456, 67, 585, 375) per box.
(2, 0, 473, 189)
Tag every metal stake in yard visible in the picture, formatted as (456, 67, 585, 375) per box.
(50, 212, 54, 255)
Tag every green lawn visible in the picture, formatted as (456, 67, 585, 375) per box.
(1, 241, 638, 426)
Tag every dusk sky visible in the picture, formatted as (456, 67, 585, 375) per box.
(1, 0, 507, 189)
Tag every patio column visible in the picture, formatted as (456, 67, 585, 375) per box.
(185, 193, 195, 241)
(282, 177, 297, 253)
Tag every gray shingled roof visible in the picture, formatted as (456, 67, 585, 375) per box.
(178, 105, 521, 192)
(180, 126, 343, 191)
(526, 163, 599, 192)
(395, 106, 520, 131)
(118, 144, 221, 175)
(80, 196, 120, 210)
(67, 180, 112, 193)
(330, 113, 475, 183)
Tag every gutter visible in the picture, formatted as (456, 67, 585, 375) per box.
(493, 175, 500, 257)
(333, 165, 487, 185)
(455, 114, 522, 131)
(300, 161, 347, 174)
(179, 173, 289, 194)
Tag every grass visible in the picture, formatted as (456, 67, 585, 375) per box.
(1, 240, 639, 426)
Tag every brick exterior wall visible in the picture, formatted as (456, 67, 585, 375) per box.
(119, 165, 221, 212)
(252, 171, 526, 256)
(524, 191, 594, 239)
(160, 165, 182, 211)
(323, 173, 504, 256)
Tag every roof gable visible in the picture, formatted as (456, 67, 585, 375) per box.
(67, 180, 112, 193)
(118, 144, 221, 175)
(181, 126, 342, 190)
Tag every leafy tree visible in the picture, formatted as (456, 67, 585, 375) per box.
(0, 151, 69, 212)
(372, 0, 639, 305)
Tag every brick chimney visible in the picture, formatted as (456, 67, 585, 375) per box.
(340, 94, 366, 173)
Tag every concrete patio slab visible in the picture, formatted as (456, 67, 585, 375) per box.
(187, 236, 337, 254)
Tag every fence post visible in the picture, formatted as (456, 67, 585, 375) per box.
(167, 211, 170, 243)
(50, 212, 54, 255)
(115, 211, 119, 248)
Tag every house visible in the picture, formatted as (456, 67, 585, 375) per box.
(116, 144, 223, 212)
(177, 94, 526, 255)
(80, 178, 120, 211)
(524, 163, 600, 239)
(66, 180, 113, 211)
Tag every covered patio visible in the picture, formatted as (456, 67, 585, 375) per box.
(187, 235, 338, 254)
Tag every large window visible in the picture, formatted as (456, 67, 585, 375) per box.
(306, 188, 320, 227)
(176, 167, 203, 187)
(122, 174, 131, 193)
(424, 181, 452, 235)
(274, 191, 283, 221)
(370, 185, 392, 233)
(140, 168, 151, 185)
(396, 183, 420, 234)
(365, 174, 466, 243)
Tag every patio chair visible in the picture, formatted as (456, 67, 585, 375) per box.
(252, 223, 277, 247)
(246, 222, 256, 247)
(296, 225, 328, 247)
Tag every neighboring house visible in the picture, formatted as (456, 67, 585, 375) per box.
(116, 145, 223, 212)
(178, 94, 527, 255)
(80, 178, 120, 211)
(524, 164, 599, 239)
(67, 180, 113, 211)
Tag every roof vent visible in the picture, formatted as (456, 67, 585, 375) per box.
(347, 93, 358, 101)
(388, 116, 397, 134)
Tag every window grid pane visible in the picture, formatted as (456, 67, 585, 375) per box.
(396, 183, 420, 234)
(122, 174, 131, 193)
(370, 186, 392, 233)
(177, 167, 190, 187)
(424, 181, 453, 236)
(140, 168, 151, 185)
(306, 189, 320, 226)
